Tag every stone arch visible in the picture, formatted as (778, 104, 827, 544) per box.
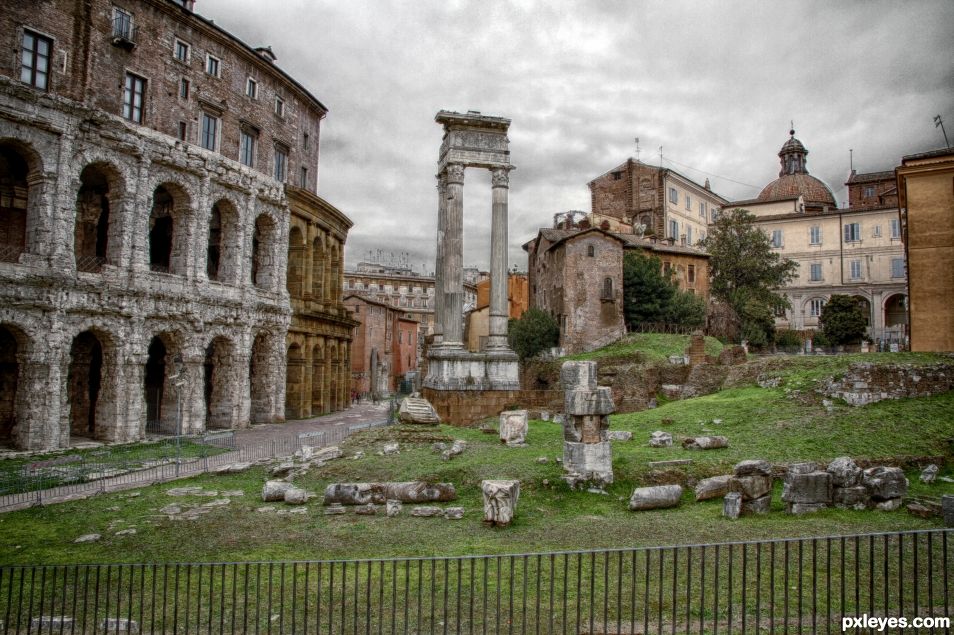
(311, 236, 324, 300)
(74, 162, 125, 272)
(144, 331, 184, 434)
(311, 342, 325, 414)
(0, 323, 30, 445)
(207, 198, 241, 284)
(848, 294, 872, 327)
(149, 182, 191, 275)
(204, 335, 238, 429)
(249, 330, 279, 424)
(329, 340, 340, 411)
(251, 212, 279, 291)
(285, 342, 304, 419)
(884, 293, 908, 328)
(804, 295, 829, 321)
(0, 139, 43, 263)
(66, 330, 107, 440)
(330, 242, 342, 304)
(287, 226, 305, 298)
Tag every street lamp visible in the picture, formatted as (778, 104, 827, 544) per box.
(169, 353, 185, 474)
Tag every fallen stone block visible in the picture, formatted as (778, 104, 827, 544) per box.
(682, 436, 728, 450)
(919, 464, 939, 484)
(723, 492, 742, 519)
(863, 466, 908, 500)
(649, 431, 673, 448)
(786, 462, 818, 475)
(381, 442, 400, 456)
(628, 485, 683, 511)
(312, 446, 344, 462)
(74, 533, 101, 543)
(499, 410, 529, 446)
(269, 461, 297, 478)
(398, 396, 440, 424)
(607, 431, 633, 442)
(786, 502, 827, 514)
(734, 460, 772, 476)
(694, 475, 732, 501)
(284, 487, 309, 505)
(482, 480, 520, 526)
(833, 486, 869, 510)
(262, 480, 293, 502)
(875, 498, 902, 512)
(441, 440, 467, 460)
(729, 475, 773, 500)
(355, 504, 377, 515)
(411, 506, 443, 517)
(827, 457, 862, 488)
(31, 617, 75, 632)
(444, 507, 464, 520)
(100, 618, 139, 634)
(324, 504, 347, 516)
(742, 494, 771, 515)
(386, 500, 402, 517)
(322, 482, 457, 505)
(782, 471, 832, 505)
(906, 501, 940, 519)
(563, 441, 613, 488)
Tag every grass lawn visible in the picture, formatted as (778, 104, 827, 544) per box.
(2, 352, 951, 566)
(563, 333, 724, 363)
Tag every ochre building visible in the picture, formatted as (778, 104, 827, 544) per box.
(0, 0, 351, 449)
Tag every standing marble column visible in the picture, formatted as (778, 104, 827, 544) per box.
(442, 163, 465, 348)
(486, 167, 511, 350)
(433, 173, 447, 344)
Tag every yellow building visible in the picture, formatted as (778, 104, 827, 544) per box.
(896, 148, 954, 351)
(723, 131, 907, 346)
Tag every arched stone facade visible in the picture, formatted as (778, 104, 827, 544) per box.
(0, 85, 291, 450)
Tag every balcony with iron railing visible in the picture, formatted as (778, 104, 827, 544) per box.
(110, 14, 138, 49)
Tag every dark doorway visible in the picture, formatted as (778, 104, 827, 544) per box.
(145, 336, 166, 432)
(0, 144, 29, 263)
(75, 165, 111, 272)
(149, 186, 174, 272)
(0, 326, 19, 443)
(68, 331, 104, 439)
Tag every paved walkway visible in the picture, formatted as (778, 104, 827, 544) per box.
(0, 401, 394, 512)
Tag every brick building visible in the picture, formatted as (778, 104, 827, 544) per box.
(589, 160, 728, 245)
(896, 148, 954, 351)
(0, 0, 351, 449)
(343, 294, 418, 398)
(723, 131, 907, 344)
(524, 226, 710, 354)
(465, 273, 529, 352)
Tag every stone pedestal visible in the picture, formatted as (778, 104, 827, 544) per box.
(561, 361, 615, 489)
(482, 479, 519, 526)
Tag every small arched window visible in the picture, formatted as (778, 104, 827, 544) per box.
(601, 277, 613, 300)
(587, 245, 595, 257)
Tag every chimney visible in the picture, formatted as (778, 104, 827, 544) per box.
(704, 178, 711, 191)
(255, 46, 277, 63)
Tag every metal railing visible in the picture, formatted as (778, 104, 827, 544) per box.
(0, 420, 390, 511)
(0, 529, 949, 633)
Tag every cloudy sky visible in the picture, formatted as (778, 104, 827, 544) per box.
(200, 0, 954, 273)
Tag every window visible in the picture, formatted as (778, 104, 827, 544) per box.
(200, 112, 219, 151)
(20, 30, 52, 90)
(687, 226, 693, 244)
(112, 7, 133, 39)
(174, 39, 189, 62)
(810, 225, 821, 245)
(685, 193, 692, 210)
(809, 298, 825, 318)
(891, 258, 905, 279)
(177, 121, 187, 141)
(239, 129, 256, 167)
(179, 77, 189, 99)
(205, 54, 220, 77)
(771, 229, 783, 248)
(601, 277, 613, 300)
(844, 222, 861, 242)
(872, 225, 882, 238)
(699, 201, 706, 219)
(863, 186, 875, 198)
(711, 208, 720, 221)
(273, 145, 288, 181)
(275, 96, 285, 117)
(303, 132, 310, 150)
(850, 259, 862, 279)
(611, 171, 622, 181)
(687, 264, 695, 284)
(587, 245, 595, 257)
(669, 219, 679, 239)
(890, 218, 900, 239)
(299, 166, 308, 188)
(245, 77, 257, 99)
(669, 187, 678, 204)
(122, 72, 146, 123)
(810, 263, 822, 282)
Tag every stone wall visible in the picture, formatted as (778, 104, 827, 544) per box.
(821, 361, 954, 406)
(422, 387, 562, 426)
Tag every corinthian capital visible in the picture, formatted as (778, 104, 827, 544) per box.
(491, 168, 510, 188)
(445, 163, 465, 184)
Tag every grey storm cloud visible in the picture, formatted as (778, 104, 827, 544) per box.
(199, 0, 954, 272)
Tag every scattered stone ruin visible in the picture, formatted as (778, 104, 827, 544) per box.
(560, 361, 615, 489)
(481, 479, 519, 526)
(322, 482, 457, 506)
(398, 395, 440, 424)
(821, 361, 954, 406)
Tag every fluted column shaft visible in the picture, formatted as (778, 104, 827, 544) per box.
(433, 173, 447, 343)
(442, 164, 465, 348)
(487, 168, 511, 350)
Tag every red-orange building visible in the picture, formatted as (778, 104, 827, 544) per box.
(344, 294, 418, 397)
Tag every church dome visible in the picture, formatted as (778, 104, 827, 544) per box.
(756, 129, 836, 207)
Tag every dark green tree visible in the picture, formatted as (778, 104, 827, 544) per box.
(819, 295, 867, 346)
(622, 251, 705, 329)
(507, 308, 560, 361)
(699, 208, 797, 346)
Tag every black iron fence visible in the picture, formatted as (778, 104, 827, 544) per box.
(0, 529, 949, 634)
(0, 420, 389, 511)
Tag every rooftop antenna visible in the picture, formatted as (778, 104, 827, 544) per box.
(659, 145, 663, 169)
(935, 115, 950, 148)
(849, 148, 853, 172)
(634, 137, 640, 164)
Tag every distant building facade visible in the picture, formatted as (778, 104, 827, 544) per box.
(343, 294, 418, 397)
(896, 148, 954, 351)
(0, 0, 348, 449)
(723, 131, 908, 345)
(589, 160, 728, 245)
(465, 273, 529, 352)
(524, 226, 710, 354)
